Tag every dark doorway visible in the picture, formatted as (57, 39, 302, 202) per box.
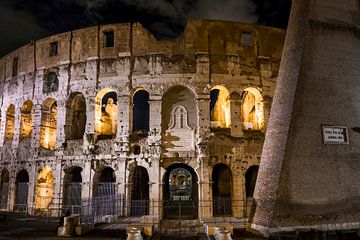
(14, 170, 29, 211)
(163, 163, 198, 219)
(0, 170, 9, 209)
(131, 166, 149, 216)
(93, 167, 116, 218)
(245, 166, 259, 198)
(63, 167, 82, 214)
(132, 90, 150, 133)
(212, 164, 232, 216)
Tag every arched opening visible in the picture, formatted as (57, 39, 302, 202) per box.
(20, 101, 33, 139)
(93, 167, 116, 217)
(95, 89, 118, 139)
(130, 166, 149, 216)
(132, 89, 149, 134)
(39, 98, 57, 150)
(242, 87, 264, 131)
(35, 166, 54, 211)
(4, 105, 15, 142)
(163, 163, 198, 219)
(210, 86, 231, 128)
(212, 164, 232, 216)
(63, 167, 82, 213)
(14, 170, 29, 211)
(0, 170, 9, 209)
(245, 165, 259, 199)
(65, 93, 86, 140)
(162, 86, 197, 152)
(43, 72, 59, 93)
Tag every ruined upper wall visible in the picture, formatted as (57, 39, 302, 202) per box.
(0, 20, 285, 81)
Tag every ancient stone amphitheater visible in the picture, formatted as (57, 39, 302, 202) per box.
(0, 19, 284, 230)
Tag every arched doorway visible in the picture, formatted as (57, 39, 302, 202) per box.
(130, 166, 149, 216)
(163, 163, 198, 219)
(241, 87, 264, 131)
(93, 167, 116, 217)
(14, 170, 29, 211)
(20, 100, 34, 139)
(4, 105, 15, 142)
(245, 166, 259, 199)
(63, 167, 82, 214)
(95, 89, 118, 139)
(35, 166, 54, 211)
(0, 170, 9, 209)
(210, 86, 231, 128)
(39, 98, 57, 150)
(212, 164, 232, 216)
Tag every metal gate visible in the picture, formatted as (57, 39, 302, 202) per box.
(64, 183, 82, 214)
(213, 197, 232, 216)
(93, 182, 116, 219)
(14, 182, 28, 211)
(0, 183, 9, 209)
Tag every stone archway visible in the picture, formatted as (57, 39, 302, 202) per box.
(35, 166, 54, 212)
(93, 167, 116, 218)
(163, 163, 198, 220)
(14, 170, 29, 211)
(212, 164, 232, 216)
(0, 170, 9, 209)
(63, 167, 82, 213)
(130, 166, 149, 217)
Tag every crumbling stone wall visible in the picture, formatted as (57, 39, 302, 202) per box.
(0, 20, 284, 224)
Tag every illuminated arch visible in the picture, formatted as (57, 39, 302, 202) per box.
(210, 85, 231, 128)
(39, 98, 57, 150)
(65, 92, 86, 140)
(4, 105, 15, 142)
(242, 87, 264, 131)
(95, 88, 118, 139)
(20, 100, 33, 139)
(35, 166, 54, 211)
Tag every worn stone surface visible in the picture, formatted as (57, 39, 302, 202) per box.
(252, 0, 360, 235)
(0, 20, 284, 224)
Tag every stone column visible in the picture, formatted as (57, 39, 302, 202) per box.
(232, 170, 245, 218)
(7, 171, 16, 211)
(31, 104, 42, 150)
(148, 96, 162, 144)
(81, 160, 93, 217)
(262, 96, 272, 133)
(117, 95, 131, 152)
(198, 160, 212, 220)
(52, 160, 63, 216)
(230, 93, 243, 137)
(0, 109, 5, 146)
(56, 100, 66, 150)
(116, 158, 126, 216)
(11, 105, 21, 150)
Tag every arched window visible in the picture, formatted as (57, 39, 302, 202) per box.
(65, 93, 86, 140)
(20, 100, 33, 139)
(39, 98, 57, 150)
(132, 89, 149, 133)
(210, 86, 231, 128)
(242, 87, 264, 131)
(4, 105, 15, 142)
(43, 72, 59, 93)
(95, 89, 117, 139)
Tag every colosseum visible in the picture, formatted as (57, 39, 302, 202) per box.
(0, 19, 285, 233)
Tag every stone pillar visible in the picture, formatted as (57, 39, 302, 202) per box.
(149, 155, 161, 223)
(230, 93, 243, 137)
(56, 100, 66, 150)
(232, 171, 245, 218)
(52, 161, 63, 216)
(262, 96, 272, 133)
(148, 96, 162, 144)
(7, 172, 16, 211)
(0, 109, 5, 146)
(11, 105, 21, 150)
(198, 159, 212, 220)
(116, 158, 126, 216)
(117, 95, 131, 152)
(81, 160, 93, 217)
(27, 165, 36, 215)
(31, 104, 42, 150)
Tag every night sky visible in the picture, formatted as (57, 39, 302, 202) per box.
(0, 0, 291, 57)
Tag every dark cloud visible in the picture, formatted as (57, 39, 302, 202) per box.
(0, 0, 291, 57)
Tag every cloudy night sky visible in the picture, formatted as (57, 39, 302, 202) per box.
(0, 0, 291, 57)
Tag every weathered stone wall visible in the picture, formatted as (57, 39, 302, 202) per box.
(252, 0, 360, 235)
(0, 20, 284, 224)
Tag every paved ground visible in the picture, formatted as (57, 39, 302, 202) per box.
(0, 214, 268, 240)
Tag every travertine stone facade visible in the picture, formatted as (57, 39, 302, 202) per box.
(0, 20, 284, 226)
(252, 0, 360, 236)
